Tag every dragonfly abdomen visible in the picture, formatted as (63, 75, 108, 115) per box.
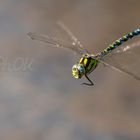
(99, 28, 140, 58)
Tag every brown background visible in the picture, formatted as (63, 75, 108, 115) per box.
(0, 0, 140, 140)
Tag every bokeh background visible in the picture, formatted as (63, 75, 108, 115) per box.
(0, 0, 140, 140)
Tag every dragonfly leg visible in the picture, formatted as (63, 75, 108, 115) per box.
(82, 74, 94, 86)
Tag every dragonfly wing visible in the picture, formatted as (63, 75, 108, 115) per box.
(57, 21, 89, 54)
(99, 60, 140, 81)
(28, 32, 87, 55)
(113, 40, 140, 55)
(100, 40, 140, 81)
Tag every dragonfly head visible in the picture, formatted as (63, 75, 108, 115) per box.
(72, 64, 85, 79)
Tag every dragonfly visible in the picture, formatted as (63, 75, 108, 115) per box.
(28, 21, 140, 86)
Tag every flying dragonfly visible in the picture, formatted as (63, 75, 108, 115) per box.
(28, 21, 140, 86)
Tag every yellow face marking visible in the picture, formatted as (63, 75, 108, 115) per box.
(72, 68, 79, 79)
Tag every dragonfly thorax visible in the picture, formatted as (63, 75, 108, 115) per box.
(72, 64, 85, 79)
(79, 55, 99, 74)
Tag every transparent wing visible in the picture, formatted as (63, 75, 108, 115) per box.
(57, 21, 89, 54)
(99, 60, 140, 81)
(28, 32, 88, 55)
(100, 40, 140, 81)
(113, 40, 140, 54)
(28, 21, 89, 55)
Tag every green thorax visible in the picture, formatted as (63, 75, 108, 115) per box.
(79, 55, 99, 74)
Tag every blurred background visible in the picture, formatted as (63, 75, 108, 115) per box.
(0, 0, 140, 140)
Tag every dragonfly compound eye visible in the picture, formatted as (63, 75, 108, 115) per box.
(72, 64, 85, 79)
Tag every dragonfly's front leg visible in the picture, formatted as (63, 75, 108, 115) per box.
(82, 74, 94, 86)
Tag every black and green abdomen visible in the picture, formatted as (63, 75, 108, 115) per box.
(79, 55, 99, 74)
(99, 28, 140, 58)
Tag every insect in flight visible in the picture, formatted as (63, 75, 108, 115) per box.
(28, 21, 140, 86)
